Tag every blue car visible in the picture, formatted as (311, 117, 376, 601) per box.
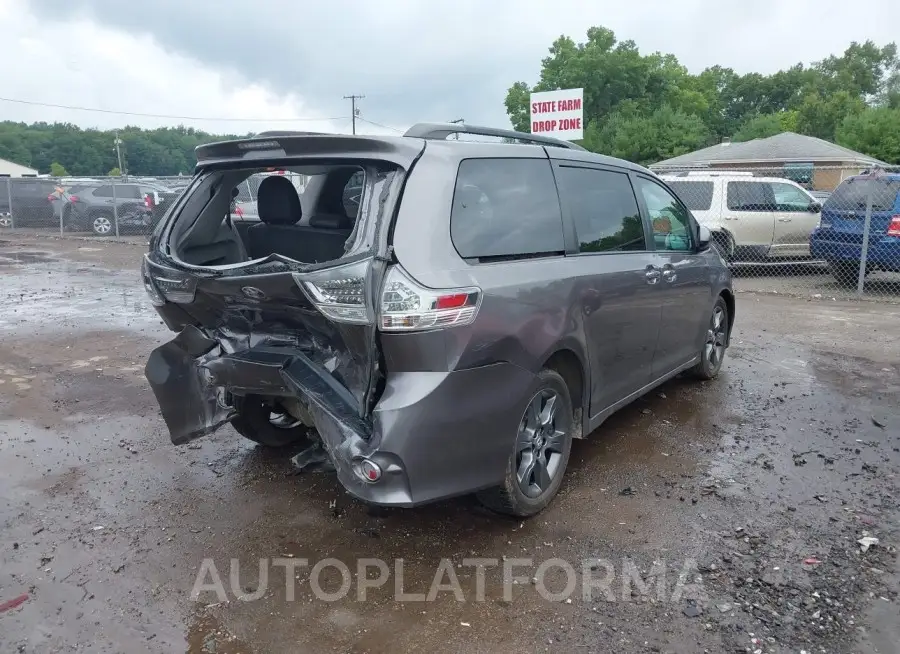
(810, 172, 900, 287)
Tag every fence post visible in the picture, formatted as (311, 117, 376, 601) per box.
(5, 178, 13, 230)
(111, 178, 120, 238)
(856, 171, 876, 297)
(57, 178, 64, 236)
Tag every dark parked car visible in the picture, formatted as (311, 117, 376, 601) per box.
(0, 178, 57, 227)
(141, 124, 735, 517)
(63, 183, 179, 235)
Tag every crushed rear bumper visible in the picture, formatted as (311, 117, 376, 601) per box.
(145, 325, 536, 506)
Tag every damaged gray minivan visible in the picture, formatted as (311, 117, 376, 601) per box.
(142, 123, 735, 517)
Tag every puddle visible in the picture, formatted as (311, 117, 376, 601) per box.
(0, 250, 58, 265)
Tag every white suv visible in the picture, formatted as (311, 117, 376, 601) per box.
(661, 172, 822, 261)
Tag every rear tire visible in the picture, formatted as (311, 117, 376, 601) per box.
(690, 296, 729, 380)
(477, 369, 574, 518)
(829, 261, 864, 288)
(231, 395, 312, 448)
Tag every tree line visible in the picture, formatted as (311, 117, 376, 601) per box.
(505, 28, 900, 166)
(0, 122, 244, 177)
(2, 32, 898, 176)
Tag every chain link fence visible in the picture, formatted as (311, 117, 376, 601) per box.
(0, 172, 309, 241)
(3, 165, 900, 301)
(650, 164, 900, 301)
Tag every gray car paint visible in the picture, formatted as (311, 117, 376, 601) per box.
(143, 133, 734, 507)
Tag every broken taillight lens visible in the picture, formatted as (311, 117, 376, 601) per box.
(142, 256, 197, 304)
(293, 259, 372, 325)
(140, 256, 165, 306)
(379, 265, 480, 332)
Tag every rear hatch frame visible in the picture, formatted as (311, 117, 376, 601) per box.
(144, 134, 425, 446)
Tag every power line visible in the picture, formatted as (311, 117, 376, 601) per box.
(343, 94, 365, 134)
(0, 95, 347, 123)
(355, 116, 404, 133)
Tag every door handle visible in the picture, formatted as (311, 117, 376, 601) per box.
(645, 266, 661, 284)
(778, 218, 792, 222)
(662, 269, 677, 283)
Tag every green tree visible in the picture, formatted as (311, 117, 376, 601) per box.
(587, 105, 710, 166)
(108, 166, 121, 176)
(49, 161, 69, 177)
(506, 29, 900, 165)
(836, 107, 900, 164)
(795, 90, 866, 140)
(732, 111, 798, 142)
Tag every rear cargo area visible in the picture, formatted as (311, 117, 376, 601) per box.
(143, 145, 415, 447)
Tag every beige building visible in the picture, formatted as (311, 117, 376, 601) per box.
(0, 157, 38, 177)
(650, 132, 887, 191)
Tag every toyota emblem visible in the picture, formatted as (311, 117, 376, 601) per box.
(241, 286, 268, 300)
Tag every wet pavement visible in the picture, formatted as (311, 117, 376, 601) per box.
(0, 234, 898, 654)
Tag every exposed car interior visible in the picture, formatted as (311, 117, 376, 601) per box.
(169, 165, 366, 267)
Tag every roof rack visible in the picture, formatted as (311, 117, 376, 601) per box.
(403, 122, 587, 151)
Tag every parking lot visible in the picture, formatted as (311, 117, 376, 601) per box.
(1, 232, 899, 654)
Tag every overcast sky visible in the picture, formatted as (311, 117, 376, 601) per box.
(2, 0, 898, 135)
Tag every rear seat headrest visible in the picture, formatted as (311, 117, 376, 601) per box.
(309, 213, 352, 230)
(257, 176, 301, 225)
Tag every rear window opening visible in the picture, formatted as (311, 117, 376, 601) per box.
(826, 178, 900, 213)
(165, 161, 398, 269)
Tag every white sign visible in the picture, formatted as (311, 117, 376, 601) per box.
(529, 88, 584, 141)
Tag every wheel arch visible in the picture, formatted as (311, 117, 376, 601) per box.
(718, 288, 736, 345)
(541, 345, 588, 439)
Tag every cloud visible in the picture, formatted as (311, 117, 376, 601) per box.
(9, 0, 900, 134)
(0, 1, 398, 134)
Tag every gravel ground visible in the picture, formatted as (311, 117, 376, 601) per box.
(0, 233, 898, 654)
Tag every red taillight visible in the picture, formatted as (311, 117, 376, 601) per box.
(435, 293, 470, 310)
(888, 215, 900, 237)
(234, 206, 243, 217)
(68, 195, 79, 203)
(48, 194, 57, 202)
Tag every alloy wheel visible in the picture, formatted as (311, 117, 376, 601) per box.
(92, 216, 112, 235)
(515, 389, 568, 498)
(705, 306, 727, 369)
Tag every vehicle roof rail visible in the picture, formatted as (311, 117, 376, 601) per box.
(403, 122, 587, 151)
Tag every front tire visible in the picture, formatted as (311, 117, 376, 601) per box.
(711, 231, 734, 263)
(231, 395, 312, 448)
(690, 296, 729, 380)
(477, 368, 574, 518)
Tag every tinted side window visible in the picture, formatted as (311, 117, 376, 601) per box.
(666, 181, 714, 211)
(727, 181, 775, 211)
(94, 186, 113, 197)
(451, 159, 564, 259)
(122, 185, 143, 199)
(556, 166, 646, 253)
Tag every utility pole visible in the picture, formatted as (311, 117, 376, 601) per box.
(113, 131, 124, 176)
(449, 118, 464, 140)
(343, 94, 365, 134)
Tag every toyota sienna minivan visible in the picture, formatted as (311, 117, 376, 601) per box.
(142, 123, 735, 517)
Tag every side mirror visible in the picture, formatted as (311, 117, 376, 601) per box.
(808, 201, 822, 213)
(697, 224, 711, 252)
